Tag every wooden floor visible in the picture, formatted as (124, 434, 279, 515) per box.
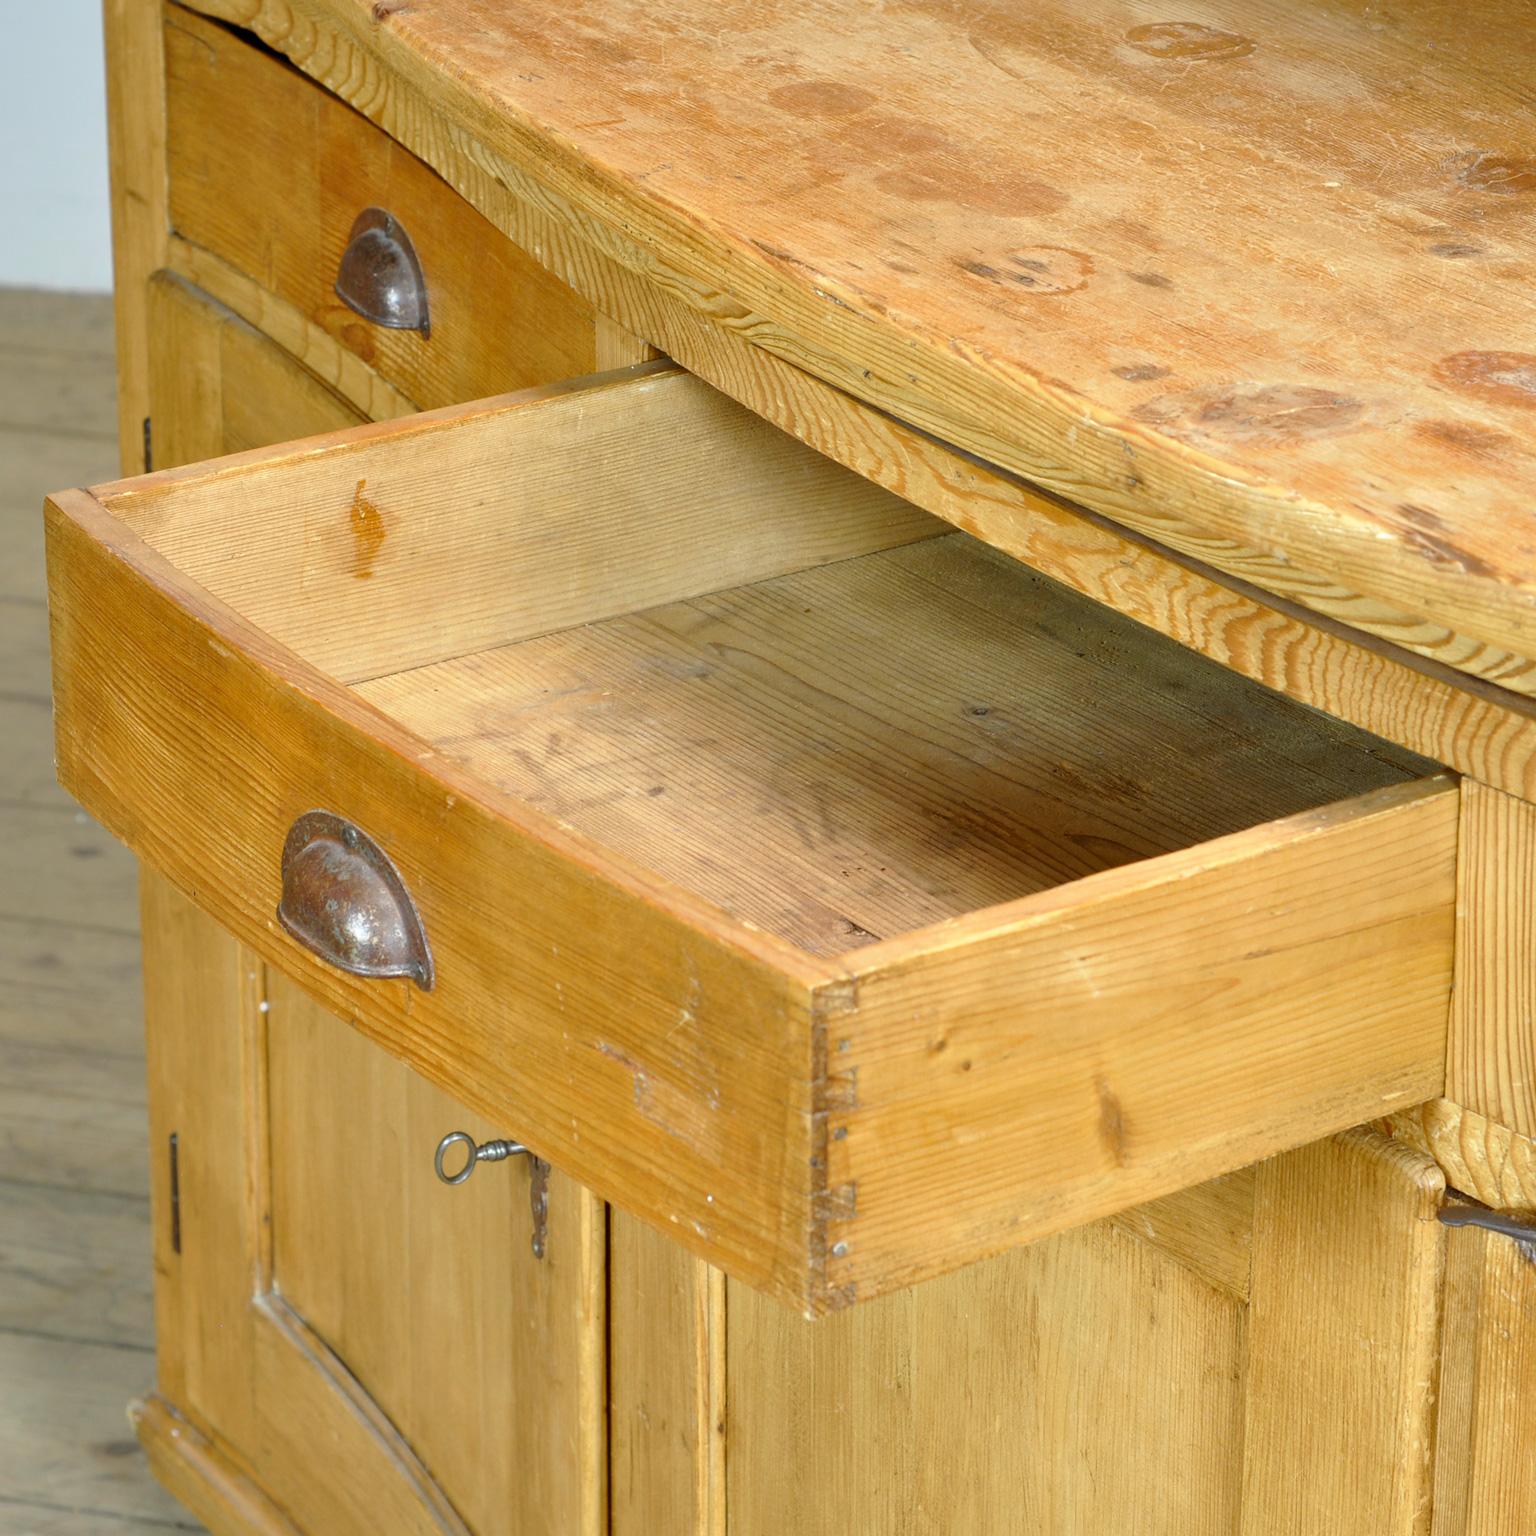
(0, 289, 202, 1533)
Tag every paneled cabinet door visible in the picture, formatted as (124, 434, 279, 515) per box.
(129, 276, 606, 1536)
(614, 1129, 1448, 1536)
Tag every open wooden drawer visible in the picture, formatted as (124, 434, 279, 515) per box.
(46, 360, 1457, 1314)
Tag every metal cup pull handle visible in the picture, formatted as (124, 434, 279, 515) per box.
(334, 206, 430, 335)
(433, 1131, 529, 1186)
(277, 811, 434, 990)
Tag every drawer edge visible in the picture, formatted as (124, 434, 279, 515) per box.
(814, 776, 1459, 1305)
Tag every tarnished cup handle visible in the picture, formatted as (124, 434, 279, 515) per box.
(334, 207, 430, 335)
(277, 811, 434, 991)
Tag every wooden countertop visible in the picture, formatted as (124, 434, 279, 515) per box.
(210, 0, 1536, 692)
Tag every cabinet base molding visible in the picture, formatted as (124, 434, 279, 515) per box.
(130, 1395, 303, 1536)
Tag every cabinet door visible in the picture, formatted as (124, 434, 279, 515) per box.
(614, 1129, 1447, 1536)
(132, 276, 605, 1536)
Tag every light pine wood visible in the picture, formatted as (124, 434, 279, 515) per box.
(609, 1212, 726, 1536)
(137, 2, 1536, 809)
(1241, 1129, 1446, 1536)
(1386, 1098, 1536, 1212)
(830, 777, 1457, 1300)
(140, 872, 483, 1536)
(1105, 1167, 1256, 1302)
(147, 271, 365, 470)
(1431, 1222, 1536, 1536)
(129, 270, 611, 1533)
(179, 0, 1536, 696)
(266, 966, 605, 1536)
(103, 0, 169, 476)
(106, 361, 937, 686)
(164, 3, 600, 412)
(52, 478, 828, 1302)
(361, 533, 1430, 953)
(167, 235, 418, 422)
(727, 1219, 1249, 1535)
(50, 377, 1460, 1304)
(52, 324, 1470, 1304)
(132, 1396, 302, 1536)
(1447, 780, 1536, 1136)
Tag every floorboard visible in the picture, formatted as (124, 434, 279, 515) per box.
(0, 287, 200, 1532)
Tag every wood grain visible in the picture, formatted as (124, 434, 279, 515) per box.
(154, 1, 1536, 806)
(110, 357, 936, 686)
(103, 0, 169, 475)
(609, 1211, 725, 1536)
(728, 1219, 1247, 1535)
(139, 875, 490, 1536)
(0, 1181, 154, 1350)
(266, 968, 606, 1536)
(1447, 780, 1536, 1136)
(131, 1396, 301, 1536)
(165, 3, 599, 412)
(1386, 1098, 1536, 1212)
(1431, 1222, 1536, 1536)
(363, 533, 1429, 954)
(1241, 1129, 1446, 1536)
(179, 0, 1536, 693)
(0, 1332, 177, 1524)
(52, 358, 1459, 1306)
(0, 1038, 148, 1197)
(830, 778, 1457, 1301)
(52, 489, 830, 1304)
(167, 236, 417, 422)
(1105, 1167, 1255, 1302)
(146, 271, 365, 472)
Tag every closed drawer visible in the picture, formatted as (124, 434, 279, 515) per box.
(46, 361, 1456, 1313)
(164, 4, 600, 409)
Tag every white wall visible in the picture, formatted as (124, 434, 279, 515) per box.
(0, 2, 113, 292)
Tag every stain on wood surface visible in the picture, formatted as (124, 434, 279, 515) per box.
(257, 0, 1536, 681)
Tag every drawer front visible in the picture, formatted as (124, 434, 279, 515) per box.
(164, 4, 600, 410)
(47, 362, 1456, 1313)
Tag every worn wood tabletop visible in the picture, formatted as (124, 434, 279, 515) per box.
(222, 0, 1536, 693)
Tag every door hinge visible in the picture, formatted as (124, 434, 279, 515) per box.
(1439, 1199, 1536, 1262)
(142, 415, 153, 474)
(168, 1131, 182, 1255)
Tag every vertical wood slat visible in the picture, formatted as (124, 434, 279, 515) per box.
(608, 1212, 726, 1536)
(103, 0, 170, 476)
(1447, 780, 1536, 1138)
(1241, 1129, 1446, 1536)
(1431, 1226, 1536, 1536)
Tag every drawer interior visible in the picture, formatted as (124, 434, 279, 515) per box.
(96, 362, 1434, 962)
(358, 535, 1428, 956)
